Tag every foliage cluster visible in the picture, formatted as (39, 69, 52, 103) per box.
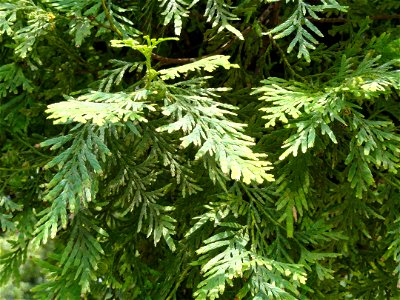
(1, 0, 400, 299)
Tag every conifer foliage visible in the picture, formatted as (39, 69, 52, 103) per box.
(1, 0, 400, 299)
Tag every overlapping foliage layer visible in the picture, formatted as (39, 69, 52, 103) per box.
(1, 0, 400, 299)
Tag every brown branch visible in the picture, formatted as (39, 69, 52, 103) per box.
(371, 14, 400, 20)
(309, 14, 400, 23)
(308, 17, 347, 23)
(151, 53, 196, 65)
(256, 2, 281, 75)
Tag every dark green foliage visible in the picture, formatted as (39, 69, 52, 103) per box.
(1, 0, 400, 299)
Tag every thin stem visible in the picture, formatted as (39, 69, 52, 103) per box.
(49, 35, 88, 67)
(166, 265, 191, 300)
(0, 167, 26, 171)
(101, 0, 123, 38)
(13, 134, 51, 159)
(269, 35, 304, 81)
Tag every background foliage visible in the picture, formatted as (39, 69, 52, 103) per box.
(1, 0, 400, 299)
